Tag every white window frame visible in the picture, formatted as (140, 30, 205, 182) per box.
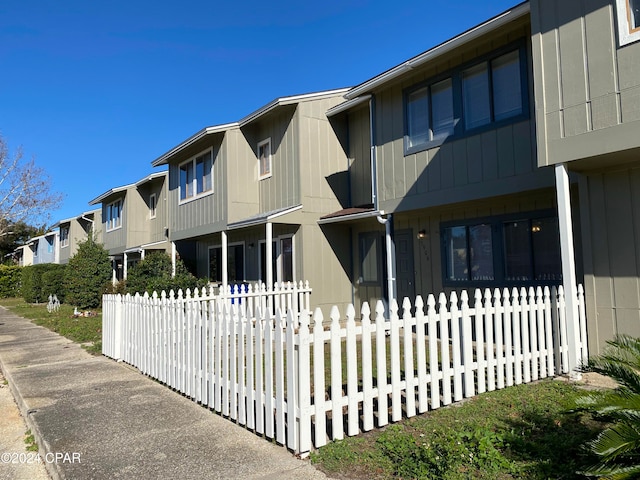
(106, 199, 123, 232)
(617, 0, 640, 46)
(149, 193, 157, 219)
(179, 148, 214, 204)
(258, 234, 295, 284)
(257, 138, 272, 180)
(60, 226, 70, 248)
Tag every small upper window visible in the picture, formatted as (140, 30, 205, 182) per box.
(258, 139, 271, 179)
(617, 0, 640, 45)
(106, 199, 123, 231)
(149, 193, 157, 219)
(60, 226, 69, 248)
(179, 150, 213, 202)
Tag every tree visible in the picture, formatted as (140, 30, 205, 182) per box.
(0, 220, 46, 262)
(574, 335, 640, 479)
(64, 237, 112, 308)
(0, 135, 63, 237)
(126, 251, 204, 296)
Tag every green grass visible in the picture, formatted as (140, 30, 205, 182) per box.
(0, 298, 103, 355)
(24, 429, 38, 452)
(310, 379, 606, 479)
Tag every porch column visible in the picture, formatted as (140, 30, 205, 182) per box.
(171, 242, 176, 278)
(112, 259, 117, 285)
(123, 252, 128, 280)
(555, 163, 582, 378)
(266, 222, 273, 290)
(384, 215, 396, 308)
(221, 230, 228, 291)
(140, 249, 145, 260)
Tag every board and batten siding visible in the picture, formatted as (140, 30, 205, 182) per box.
(372, 18, 554, 213)
(579, 167, 640, 354)
(168, 137, 228, 241)
(531, 0, 640, 166)
(347, 105, 372, 208)
(125, 188, 151, 250)
(226, 128, 259, 225)
(102, 194, 127, 254)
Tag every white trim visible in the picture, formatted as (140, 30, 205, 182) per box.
(134, 171, 167, 187)
(317, 209, 384, 225)
(616, 0, 640, 46)
(178, 147, 214, 204)
(149, 193, 157, 219)
(89, 183, 134, 205)
(257, 138, 272, 180)
(258, 233, 296, 284)
(151, 124, 237, 167)
(105, 198, 123, 232)
(60, 225, 70, 248)
(326, 95, 372, 117)
(227, 205, 303, 230)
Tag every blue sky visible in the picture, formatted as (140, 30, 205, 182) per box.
(0, 0, 519, 225)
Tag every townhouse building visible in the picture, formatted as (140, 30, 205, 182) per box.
(151, 89, 353, 313)
(55, 208, 102, 264)
(89, 171, 170, 282)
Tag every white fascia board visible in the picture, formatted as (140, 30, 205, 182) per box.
(238, 88, 351, 126)
(326, 95, 372, 117)
(317, 209, 384, 225)
(89, 183, 134, 205)
(344, 2, 530, 100)
(151, 123, 238, 167)
(135, 170, 168, 187)
(227, 205, 303, 230)
(53, 217, 75, 228)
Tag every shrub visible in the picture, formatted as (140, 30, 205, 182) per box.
(0, 265, 21, 298)
(41, 264, 67, 303)
(64, 238, 112, 308)
(575, 334, 640, 479)
(126, 251, 205, 296)
(21, 264, 58, 303)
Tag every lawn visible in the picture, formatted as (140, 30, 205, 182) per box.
(310, 379, 606, 479)
(0, 297, 103, 355)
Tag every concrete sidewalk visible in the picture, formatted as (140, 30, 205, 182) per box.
(0, 306, 328, 480)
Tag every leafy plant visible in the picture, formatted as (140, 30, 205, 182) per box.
(574, 334, 640, 479)
(125, 251, 205, 296)
(0, 265, 21, 297)
(64, 237, 111, 308)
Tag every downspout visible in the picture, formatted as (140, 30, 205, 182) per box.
(377, 214, 396, 314)
(369, 96, 378, 211)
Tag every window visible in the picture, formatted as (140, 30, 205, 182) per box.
(617, 0, 640, 45)
(359, 232, 382, 284)
(406, 78, 454, 149)
(280, 237, 294, 283)
(149, 193, 157, 219)
(106, 199, 122, 231)
(60, 226, 69, 248)
(258, 139, 271, 179)
(208, 244, 245, 283)
(46, 236, 54, 254)
(180, 150, 213, 202)
(442, 212, 561, 286)
(462, 50, 522, 130)
(259, 236, 295, 284)
(405, 46, 526, 153)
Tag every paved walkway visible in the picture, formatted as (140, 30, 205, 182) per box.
(0, 306, 328, 480)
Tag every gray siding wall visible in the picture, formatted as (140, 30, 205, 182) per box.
(579, 167, 640, 354)
(168, 137, 228, 241)
(137, 176, 168, 244)
(373, 18, 553, 213)
(125, 187, 150, 250)
(347, 105, 372, 207)
(242, 106, 300, 213)
(102, 194, 127, 254)
(227, 128, 259, 224)
(531, 0, 640, 166)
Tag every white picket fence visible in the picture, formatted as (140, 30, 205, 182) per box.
(102, 284, 588, 456)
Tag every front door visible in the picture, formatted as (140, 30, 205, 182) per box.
(395, 230, 415, 304)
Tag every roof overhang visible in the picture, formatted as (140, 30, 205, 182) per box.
(326, 95, 372, 117)
(227, 205, 303, 230)
(151, 123, 238, 167)
(318, 207, 383, 225)
(89, 183, 134, 205)
(135, 171, 167, 187)
(239, 88, 350, 126)
(344, 2, 530, 99)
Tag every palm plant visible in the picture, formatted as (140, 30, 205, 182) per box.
(575, 334, 640, 479)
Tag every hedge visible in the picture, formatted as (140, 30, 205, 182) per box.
(0, 265, 21, 298)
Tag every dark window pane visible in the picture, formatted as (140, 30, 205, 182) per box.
(407, 88, 429, 147)
(431, 78, 455, 138)
(445, 226, 468, 281)
(281, 238, 293, 282)
(209, 247, 221, 282)
(532, 218, 562, 281)
(492, 50, 522, 121)
(504, 220, 532, 281)
(463, 63, 491, 129)
(469, 224, 494, 281)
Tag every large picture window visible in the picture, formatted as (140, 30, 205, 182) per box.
(106, 199, 122, 231)
(405, 46, 526, 153)
(180, 150, 213, 202)
(442, 212, 561, 286)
